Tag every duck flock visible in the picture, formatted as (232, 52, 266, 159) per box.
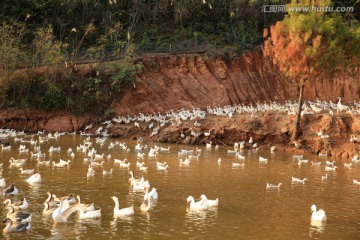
(0, 98, 359, 235)
(0, 128, 223, 235)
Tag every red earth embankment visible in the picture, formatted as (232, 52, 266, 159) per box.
(0, 52, 359, 158)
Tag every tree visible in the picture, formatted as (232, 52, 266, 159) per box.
(0, 21, 27, 82)
(263, 0, 360, 141)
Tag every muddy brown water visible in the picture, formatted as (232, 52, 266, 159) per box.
(0, 134, 359, 239)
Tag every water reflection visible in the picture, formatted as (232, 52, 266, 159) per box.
(309, 220, 326, 236)
(1, 134, 360, 239)
(51, 222, 75, 239)
(185, 207, 218, 231)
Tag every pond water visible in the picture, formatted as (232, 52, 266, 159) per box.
(1, 133, 360, 240)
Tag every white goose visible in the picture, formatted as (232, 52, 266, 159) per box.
(19, 168, 34, 175)
(157, 164, 169, 171)
(0, 177, 6, 188)
(311, 205, 327, 222)
(52, 197, 80, 223)
(102, 169, 113, 175)
(353, 179, 360, 185)
(144, 187, 158, 200)
(259, 156, 268, 163)
(321, 174, 328, 181)
(325, 166, 337, 172)
(119, 162, 131, 168)
(79, 206, 101, 219)
(291, 177, 308, 184)
(232, 162, 245, 168)
(187, 196, 209, 210)
(76, 195, 95, 212)
(140, 196, 153, 212)
(132, 180, 150, 191)
(26, 173, 42, 184)
(111, 196, 134, 217)
(180, 158, 190, 166)
(200, 194, 218, 207)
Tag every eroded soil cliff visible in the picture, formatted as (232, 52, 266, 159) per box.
(0, 52, 359, 158)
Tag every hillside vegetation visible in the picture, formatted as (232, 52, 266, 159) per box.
(0, 0, 358, 114)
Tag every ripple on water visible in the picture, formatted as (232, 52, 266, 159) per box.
(1, 135, 360, 239)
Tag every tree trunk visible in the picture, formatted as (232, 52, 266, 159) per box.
(292, 84, 305, 141)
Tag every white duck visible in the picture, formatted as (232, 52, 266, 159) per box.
(200, 194, 218, 207)
(259, 156, 268, 163)
(76, 195, 95, 212)
(111, 196, 134, 217)
(19, 168, 34, 175)
(311, 205, 327, 222)
(132, 180, 150, 191)
(144, 187, 158, 200)
(180, 158, 190, 166)
(157, 164, 169, 171)
(26, 173, 42, 184)
(186, 196, 209, 210)
(321, 174, 328, 181)
(232, 162, 245, 168)
(79, 206, 101, 219)
(140, 196, 153, 212)
(52, 197, 80, 223)
(353, 179, 360, 185)
(325, 166, 337, 171)
(0, 177, 6, 188)
(291, 177, 308, 184)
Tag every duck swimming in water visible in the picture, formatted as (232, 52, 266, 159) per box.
(52, 197, 80, 223)
(311, 204, 327, 222)
(3, 184, 18, 196)
(3, 198, 28, 210)
(5, 206, 31, 223)
(2, 218, 30, 233)
(111, 196, 134, 217)
(26, 173, 42, 184)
